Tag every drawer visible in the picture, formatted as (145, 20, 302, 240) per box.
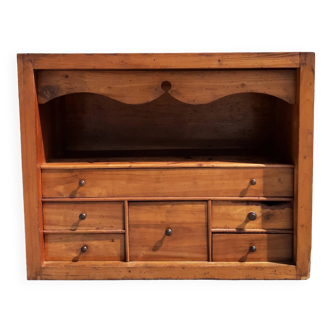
(43, 202, 124, 231)
(212, 201, 293, 230)
(42, 168, 294, 198)
(212, 234, 293, 263)
(45, 234, 125, 261)
(129, 202, 208, 261)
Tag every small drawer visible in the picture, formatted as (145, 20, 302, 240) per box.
(45, 233, 125, 261)
(42, 168, 293, 198)
(43, 202, 124, 231)
(129, 202, 208, 261)
(212, 201, 293, 230)
(212, 234, 293, 263)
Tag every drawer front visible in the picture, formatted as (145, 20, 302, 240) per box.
(43, 202, 124, 231)
(42, 168, 293, 198)
(212, 201, 293, 230)
(129, 202, 208, 261)
(45, 234, 125, 261)
(212, 234, 293, 263)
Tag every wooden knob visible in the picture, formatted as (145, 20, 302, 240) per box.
(81, 246, 88, 253)
(79, 179, 85, 187)
(79, 213, 86, 220)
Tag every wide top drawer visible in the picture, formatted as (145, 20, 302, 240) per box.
(42, 168, 293, 198)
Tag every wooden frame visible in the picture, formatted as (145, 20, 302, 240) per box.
(17, 53, 314, 280)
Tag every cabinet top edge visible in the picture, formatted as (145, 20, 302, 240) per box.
(17, 53, 310, 70)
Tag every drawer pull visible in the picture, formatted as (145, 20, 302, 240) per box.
(78, 179, 85, 187)
(165, 228, 172, 236)
(250, 179, 257, 185)
(249, 245, 256, 253)
(247, 211, 257, 221)
(81, 245, 88, 253)
(79, 213, 86, 220)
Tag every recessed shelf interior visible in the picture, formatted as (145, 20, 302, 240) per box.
(38, 92, 296, 165)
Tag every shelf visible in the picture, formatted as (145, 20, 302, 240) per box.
(41, 149, 294, 169)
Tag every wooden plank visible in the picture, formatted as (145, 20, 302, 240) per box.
(29, 53, 301, 70)
(41, 168, 294, 198)
(40, 261, 300, 280)
(43, 230, 125, 234)
(208, 200, 212, 262)
(212, 234, 293, 262)
(129, 202, 208, 261)
(42, 197, 294, 202)
(37, 69, 297, 105)
(45, 233, 125, 261)
(295, 53, 315, 279)
(17, 54, 44, 280)
(212, 201, 293, 230)
(212, 229, 293, 234)
(124, 201, 129, 262)
(43, 202, 124, 231)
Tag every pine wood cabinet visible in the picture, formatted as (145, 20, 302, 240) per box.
(17, 53, 314, 280)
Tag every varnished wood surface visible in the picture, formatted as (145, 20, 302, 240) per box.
(212, 201, 293, 230)
(17, 54, 44, 279)
(43, 230, 125, 234)
(45, 233, 125, 261)
(37, 69, 296, 104)
(40, 261, 299, 280)
(296, 53, 315, 278)
(212, 234, 293, 262)
(42, 168, 294, 198)
(212, 229, 293, 234)
(43, 202, 124, 231)
(129, 202, 208, 261)
(28, 53, 301, 70)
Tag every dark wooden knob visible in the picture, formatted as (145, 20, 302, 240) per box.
(79, 179, 85, 187)
(81, 246, 88, 253)
(250, 179, 256, 185)
(249, 246, 256, 253)
(79, 213, 86, 220)
(165, 228, 172, 236)
(248, 211, 257, 221)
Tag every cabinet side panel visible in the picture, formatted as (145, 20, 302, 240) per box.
(18, 55, 43, 279)
(296, 53, 315, 279)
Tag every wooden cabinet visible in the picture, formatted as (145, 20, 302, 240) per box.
(18, 53, 314, 280)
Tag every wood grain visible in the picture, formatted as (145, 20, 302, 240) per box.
(129, 202, 208, 261)
(212, 234, 293, 262)
(37, 69, 296, 105)
(295, 53, 315, 279)
(28, 53, 301, 70)
(40, 261, 299, 280)
(45, 233, 125, 261)
(43, 202, 124, 231)
(17, 54, 44, 279)
(41, 168, 294, 198)
(212, 201, 293, 230)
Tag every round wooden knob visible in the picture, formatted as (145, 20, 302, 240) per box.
(165, 228, 172, 236)
(81, 246, 88, 253)
(79, 213, 86, 220)
(79, 179, 85, 187)
(250, 179, 257, 185)
(249, 246, 256, 253)
(248, 211, 257, 221)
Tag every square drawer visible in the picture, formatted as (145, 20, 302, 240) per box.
(43, 202, 124, 231)
(212, 201, 293, 230)
(45, 233, 125, 261)
(129, 202, 208, 261)
(212, 234, 293, 263)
